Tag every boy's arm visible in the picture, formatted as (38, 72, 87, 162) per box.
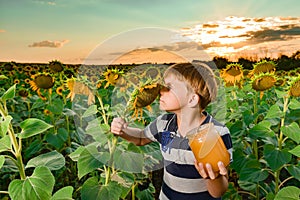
(110, 117, 152, 146)
(194, 161, 229, 198)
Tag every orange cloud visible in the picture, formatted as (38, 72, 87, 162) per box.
(0, 29, 6, 33)
(28, 39, 69, 48)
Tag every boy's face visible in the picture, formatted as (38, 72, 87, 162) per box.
(159, 74, 191, 112)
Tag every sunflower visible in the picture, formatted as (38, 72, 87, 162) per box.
(249, 60, 276, 78)
(18, 89, 29, 98)
(4, 62, 14, 71)
(128, 80, 161, 120)
(14, 79, 20, 84)
(24, 65, 32, 71)
(24, 78, 31, 84)
(288, 75, 300, 97)
(44, 109, 52, 115)
(275, 78, 286, 87)
(49, 60, 64, 73)
(220, 63, 244, 86)
(144, 66, 161, 80)
(66, 78, 95, 105)
(29, 73, 55, 100)
(102, 68, 124, 88)
(251, 73, 276, 91)
(288, 70, 298, 77)
(56, 86, 64, 96)
(30, 74, 55, 91)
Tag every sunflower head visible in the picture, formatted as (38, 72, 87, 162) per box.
(288, 69, 298, 77)
(102, 68, 124, 88)
(144, 66, 162, 80)
(251, 73, 277, 91)
(275, 78, 286, 87)
(220, 63, 244, 85)
(14, 79, 20, 84)
(49, 60, 64, 73)
(250, 60, 276, 77)
(128, 79, 161, 119)
(18, 89, 29, 98)
(56, 86, 64, 96)
(288, 75, 300, 97)
(66, 78, 95, 105)
(3, 62, 14, 71)
(30, 74, 55, 91)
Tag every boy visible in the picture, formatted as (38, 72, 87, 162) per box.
(111, 62, 232, 199)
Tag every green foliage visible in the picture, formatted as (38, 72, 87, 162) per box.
(1, 61, 300, 200)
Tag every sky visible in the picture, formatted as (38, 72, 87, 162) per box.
(1, 0, 300, 64)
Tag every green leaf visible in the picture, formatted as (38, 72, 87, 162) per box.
(46, 127, 68, 149)
(0, 135, 12, 153)
(68, 146, 85, 162)
(78, 145, 110, 179)
(274, 186, 300, 200)
(8, 166, 55, 200)
(19, 118, 53, 139)
(47, 98, 64, 114)
(51, 186, 74, 200)
(275, 89, 287, 99)
(31, 98, 46, 110)
(113, 148, 144, 173)
(26, 151, 65, 171)
(249, 120, 275, 139)
(81, 178, 122, 200)
(0, 155, 5, 169)
(24, 139, 43, 160)
(0, 75, 8, 79)
(287, 165, 300, 181)
(264, 145, 292, 171)
(0, 115, 12, 137)
(265, 104, 283, 119)
(1, 84, 16, 102)
(239, 159, 269, 182)
(288, 98, 300, 110)
(85, 120, 110, 145)
(281, 122, 300, 144)
(289, 145, 300, 157)
(82, 105, 98, 118)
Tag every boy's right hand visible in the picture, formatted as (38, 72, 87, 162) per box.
(110, 117, 128, 135)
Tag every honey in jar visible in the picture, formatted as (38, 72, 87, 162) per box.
(187, 122, 230, 172)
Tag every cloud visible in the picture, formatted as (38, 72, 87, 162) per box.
(0, 29, 6, 33)
(32, 0, 56, 6)
(28, 39, 69, 48)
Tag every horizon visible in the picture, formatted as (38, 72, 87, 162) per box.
(1, 0, 300, 64)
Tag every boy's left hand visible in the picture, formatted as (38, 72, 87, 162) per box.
(194, 161, 228, 180)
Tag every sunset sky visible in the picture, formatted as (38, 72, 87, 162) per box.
(1, 0, 300, 64)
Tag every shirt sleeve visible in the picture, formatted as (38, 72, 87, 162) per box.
(144, 114, 168, 142)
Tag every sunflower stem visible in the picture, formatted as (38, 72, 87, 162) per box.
(0, 102, 26, 180)
(96, 93, 108, 125)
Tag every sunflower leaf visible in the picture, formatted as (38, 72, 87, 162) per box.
(18, 118, 53, 139)
(1, 84, 16, 102)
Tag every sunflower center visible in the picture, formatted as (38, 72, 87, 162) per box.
(227, 66, 242, 76)
(34, 75, 54, 89)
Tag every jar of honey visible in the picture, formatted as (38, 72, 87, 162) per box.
(186, 122, 230, 172)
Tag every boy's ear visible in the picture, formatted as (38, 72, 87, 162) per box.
(188, 93, 200, 107)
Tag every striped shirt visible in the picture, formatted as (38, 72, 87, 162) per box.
(144, 112, 233, 200)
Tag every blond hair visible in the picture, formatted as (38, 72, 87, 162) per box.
(164, 62, 217, 110)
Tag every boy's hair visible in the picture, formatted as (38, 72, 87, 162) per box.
(164, 62, 217, 111)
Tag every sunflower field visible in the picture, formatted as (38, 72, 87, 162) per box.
(0, 56, 300, 200)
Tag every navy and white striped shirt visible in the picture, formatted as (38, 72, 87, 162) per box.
(144, 112, 233, 200)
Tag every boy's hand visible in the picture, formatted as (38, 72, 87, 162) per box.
(110, 117, 128, 135)
(194, 161, 227, 180)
